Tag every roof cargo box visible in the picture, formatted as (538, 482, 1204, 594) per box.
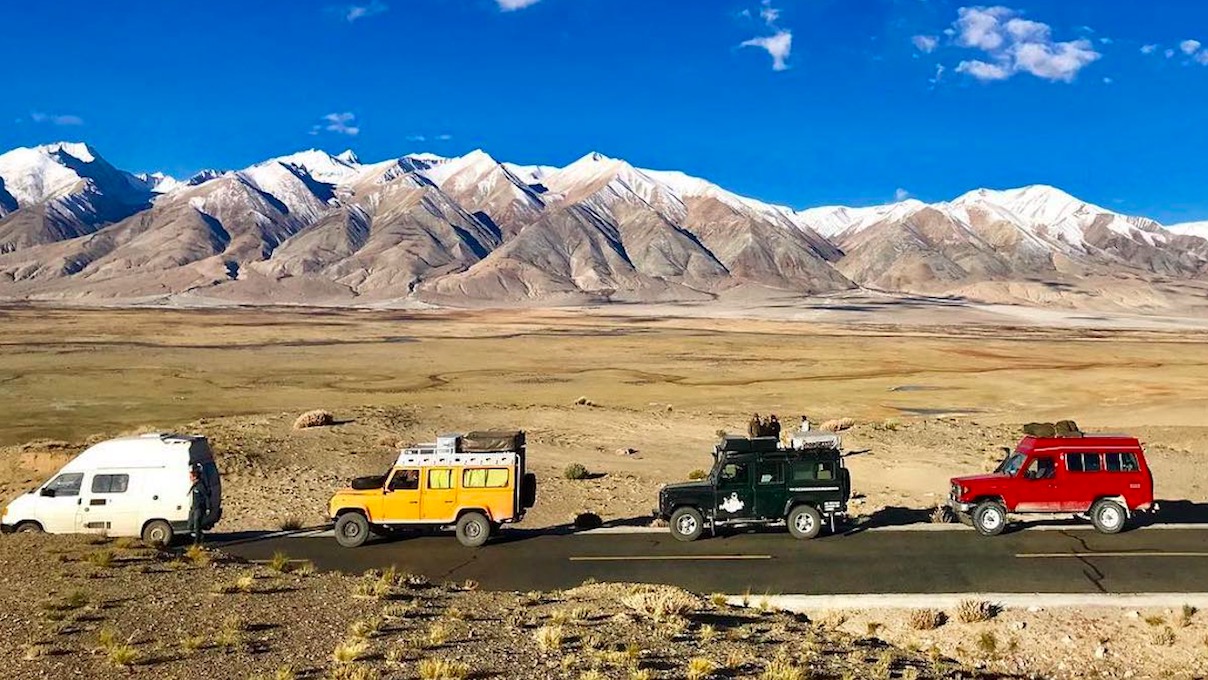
(461, 430, 525, 453)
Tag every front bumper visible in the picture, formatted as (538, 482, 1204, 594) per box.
(946, 497, 973, 513)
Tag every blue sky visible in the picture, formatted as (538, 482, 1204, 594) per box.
(3, 0, 1207, 222)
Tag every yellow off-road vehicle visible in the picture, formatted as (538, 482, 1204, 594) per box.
(328, 431, 537, 547)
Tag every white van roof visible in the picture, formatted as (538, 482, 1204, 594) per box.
(62, 433, 212, 472)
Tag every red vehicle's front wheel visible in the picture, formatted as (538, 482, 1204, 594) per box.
(972, 501, 1007, 536)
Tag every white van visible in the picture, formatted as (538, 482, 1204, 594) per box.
(1, 433, 222, 544)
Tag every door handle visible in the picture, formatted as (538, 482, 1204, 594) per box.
(90, 499, 107, 506)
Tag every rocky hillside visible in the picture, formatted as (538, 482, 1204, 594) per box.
(0, 142, 1205, 309)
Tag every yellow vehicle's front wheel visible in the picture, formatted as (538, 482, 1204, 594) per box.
(335, 513, 370, 548)
(455, 512, 491, 548)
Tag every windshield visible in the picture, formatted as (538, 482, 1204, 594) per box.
(995, 452, 1027, 477)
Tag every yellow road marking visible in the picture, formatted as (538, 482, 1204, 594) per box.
(1017, 552, 1208, 558)
(570, 555, 773, 562)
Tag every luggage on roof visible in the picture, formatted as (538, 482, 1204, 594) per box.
(461, 430, 525, 452)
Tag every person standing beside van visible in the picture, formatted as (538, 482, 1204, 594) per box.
(188, 466, 210, 546)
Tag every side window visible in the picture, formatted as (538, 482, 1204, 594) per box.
(1067, 453, 1102, 473)
(91, 474, 130, 494)
(1025, 457, 1055, 479)
(718, 463, 749, 486)
(790, 463, 815, 482)
(755, 462, 783, 485)
(1106, 453, 1140, 472)
(1066, 453, 1083, 473)
(44, 473, 84, 497)
(816, 463, 834, 481)
(427, 469, 453, 490)
(388, 469, 419, 491)
(463, 468, 510, 488)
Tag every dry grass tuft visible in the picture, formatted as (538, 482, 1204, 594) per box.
(955, 599, 1000, 623)
(180, 634, 208, 652)
(107, 643, 142, 668)
(293, 409, 334, 430)
(535, 624, 565, 651)
(277, 516, 304, 531)
(418, 658, 470, 680)
(688, 469, 708, 480)
(349, 615, 385, 639)
(818, 418, 856, 432)
(332, 638, 370, 664)
(83, 549, 115, 568)
(622, 586, 699, 622)
(929, 505, 954, 524)
(908, 609, 947, 630)
(1179, 604, 1198, 627)
(686, 656, 716, 680)
(1152, 627, 1177, 647)
(426, 621, 451, 648)
(759, 654, 806, 680)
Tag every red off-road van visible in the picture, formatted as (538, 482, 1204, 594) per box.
(948, 433, 1154, 535)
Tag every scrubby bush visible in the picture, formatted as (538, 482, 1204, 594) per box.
(419, 658, 469, 680)
(688, 469, 708, 480)
(293, 409, 334, 430)
(573, 396, 596, 407)
(564, 463, 590, 480)
(956, 599, 1000, 623)
(908, 609, 946, 630)
(534, 625, 564, 651)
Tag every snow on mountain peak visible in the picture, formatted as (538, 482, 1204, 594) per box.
(134, 171, 184, 194)
(422, 149, 501, 188)
(0, 143, 96, 205)
(39, 142, 96, 163)
(335, 149, 359, 164)
(260, 149, 362, 184)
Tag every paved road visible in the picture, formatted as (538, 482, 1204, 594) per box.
(220, 527, 1208, 594)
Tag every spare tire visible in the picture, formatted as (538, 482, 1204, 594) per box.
(520, 473, 537, 509)
(350, 475, 386, 490)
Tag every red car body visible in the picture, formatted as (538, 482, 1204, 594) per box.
(948, 434, 1154, 535)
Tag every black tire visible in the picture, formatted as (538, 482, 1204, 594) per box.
(13, 521, 42, 534)
(141, 519, 174, 546)
(335, 513, 370, 548)
(669, 507, 705, 542)
(1091, 499, 1127, 534)
(972, 501, 1008, 536)
(455, 512, 491, 547)
(787, 505, 823, 540)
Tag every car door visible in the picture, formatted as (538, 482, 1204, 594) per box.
(1106, 451, 1147, 508)
(714, 459, 754, 522)
(1014, 455, 1060, 512)
(753, 460, 787, 520)
(35, 473, 85, 533)
(381, 468, 422, 523)
(1062, 451, 1101, 511)
(78, 472, 138, 535)
(420, 468, 458, 523)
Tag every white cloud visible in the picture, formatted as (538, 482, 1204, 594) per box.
(956, 59, 1011, 81)
(930, 63, 947, 85)
(406, 135, 427, 142)
(912, 35, 939, 53)
(497, 0, 542, 10)
(1140, 44, 1158, 55)
(1103, 77, 1113, 84)
(436, 134, 453, 141)
(742, 31, 793, 71)
(1165, 48, 1176, 59)
(339, 1, 387, 22)
(741, 1, 791, 71)
(946, 6, 1100, 83)
(1197, 51, 1208, 66)
(29, 112, 83, 126)
(314, 112, 360, 136)
(894, 188, 911, 202)
(1180, 39, 1202, 55)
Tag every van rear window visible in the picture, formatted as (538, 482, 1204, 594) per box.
(463, 468, 509, 488)
(91, 474, 129, 494)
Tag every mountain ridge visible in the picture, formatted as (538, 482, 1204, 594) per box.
(0, 141, 1205, 311)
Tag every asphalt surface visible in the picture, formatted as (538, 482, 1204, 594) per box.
(219, 526, 1208, 594)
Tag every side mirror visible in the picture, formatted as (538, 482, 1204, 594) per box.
(39, 488, 56, 498)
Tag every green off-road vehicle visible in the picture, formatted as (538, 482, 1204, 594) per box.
(655, 434, 851, 541)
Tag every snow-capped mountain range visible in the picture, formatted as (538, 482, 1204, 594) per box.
(0, 141, 1205, 309)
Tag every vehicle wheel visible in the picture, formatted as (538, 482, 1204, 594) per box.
(787, 505, 823, 540)
(669, 507, 705, 542)
(141, 519, 174, 546)
(335, 513, 370, 548)
(972, 501, 1007, 536)
(13, 521, 42, 534)
(455, 512, 491, 547)
(1091, 499, 1127, 534)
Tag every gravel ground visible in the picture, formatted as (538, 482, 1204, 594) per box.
(0, 534, 993, 680)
